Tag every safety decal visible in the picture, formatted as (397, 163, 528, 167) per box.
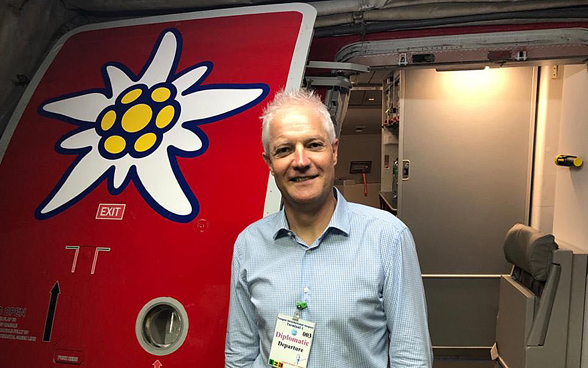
(96, 203, 125, 220)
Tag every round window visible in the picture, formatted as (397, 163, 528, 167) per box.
(135, 297, 189, 355)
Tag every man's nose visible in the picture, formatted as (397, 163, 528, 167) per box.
(293, 146, 310, 168)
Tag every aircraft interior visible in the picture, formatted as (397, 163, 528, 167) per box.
(329, 60, 588, 367)
(2, 2, 588, 368)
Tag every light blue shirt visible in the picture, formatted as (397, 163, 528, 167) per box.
(225, 189, 432, 367)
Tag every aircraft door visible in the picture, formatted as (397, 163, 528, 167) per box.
(397, 66, 537, 347)
(0, 4, 316, 367)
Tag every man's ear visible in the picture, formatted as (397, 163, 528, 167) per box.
(262, 151, 274, 175)
(332, 138, 339, 166)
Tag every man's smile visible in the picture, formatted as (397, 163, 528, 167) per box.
(290, 175, 319, 183)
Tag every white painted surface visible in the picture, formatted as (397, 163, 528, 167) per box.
(552, 65, 588, 251)
(531, 66, 563, 233)
(550, 64, 588, 368)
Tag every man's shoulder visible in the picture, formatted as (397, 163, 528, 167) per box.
(237, 211, 281, 239)
(345, 201, 407, 232)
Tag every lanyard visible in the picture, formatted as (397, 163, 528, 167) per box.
(293, 301, 307, 321)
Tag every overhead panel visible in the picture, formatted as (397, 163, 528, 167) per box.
(336, 28, 588, 68)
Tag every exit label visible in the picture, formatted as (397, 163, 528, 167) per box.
(96, 204, 126, 220)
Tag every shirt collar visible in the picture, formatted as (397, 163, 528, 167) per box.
(272, 187, 350, 239)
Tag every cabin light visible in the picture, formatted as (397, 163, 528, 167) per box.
(435, 65, 488, 72)
(439, 66, 505, 102)
(368, 97, 375, 101)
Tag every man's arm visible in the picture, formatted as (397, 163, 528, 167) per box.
(225, 234, 260, 368)
(383, 227, 433, 368)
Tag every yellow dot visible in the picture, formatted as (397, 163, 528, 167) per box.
(134, 133, 157, 152)
(156, 105, 175, 129)
(104, 135, 126, 154)
(100, 110, 117, 131)
(121, 88, 143, 104)
(152, 87, 171, 103)
(121, 104, 153, 133)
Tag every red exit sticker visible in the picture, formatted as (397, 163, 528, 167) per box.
(95, 204, 126, 220)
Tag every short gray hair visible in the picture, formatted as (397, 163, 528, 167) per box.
(261, 89, 335, 152)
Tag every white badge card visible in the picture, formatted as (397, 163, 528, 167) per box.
(268, 313, 315, 368)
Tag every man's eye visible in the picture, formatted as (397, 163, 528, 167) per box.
(274, 147, 291, 156)
(308, 141, 324, 149)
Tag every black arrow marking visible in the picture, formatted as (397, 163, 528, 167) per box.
(43, 281, 60, 342)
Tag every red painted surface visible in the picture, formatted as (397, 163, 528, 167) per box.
(0, 9, 305, 367)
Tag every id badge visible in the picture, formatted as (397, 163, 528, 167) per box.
(268, 313, 315, 368)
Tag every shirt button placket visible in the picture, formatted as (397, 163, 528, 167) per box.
(300, 247, 312, 319)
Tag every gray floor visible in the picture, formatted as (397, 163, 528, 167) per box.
(434, 359, 501, 368)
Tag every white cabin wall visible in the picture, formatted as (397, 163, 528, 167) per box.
(532, 64, 588, 367)
(550, 64, 588, 368)
(531, 66, 563, 233)
(552, 65, 588, 250)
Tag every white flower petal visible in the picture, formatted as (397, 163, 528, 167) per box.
(106, 65, 133, 96)
(172, 65, 209, 94)
(113, 160, 133, 189)
(135, 150, 192, 216)
(40, 152, 111, 214)
(180, 88, 265, 121)
(60, 129, 100, 150)
(139, 31, 177, 87)
(165, 126, 203, 152)
(42, 93, 110, 123)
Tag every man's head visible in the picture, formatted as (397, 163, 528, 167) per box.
(261, 89, 338, 211)
(261, 89, 335, 152)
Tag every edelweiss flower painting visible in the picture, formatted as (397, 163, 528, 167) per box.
(36, 28, 269, 222)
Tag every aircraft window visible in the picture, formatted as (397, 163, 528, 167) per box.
(143, 305, 182, 347)
(135, 297, 189, 356)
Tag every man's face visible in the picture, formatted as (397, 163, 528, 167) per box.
(263, 105, 338, 210)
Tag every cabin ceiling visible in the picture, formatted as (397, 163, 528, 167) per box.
(53, 0, 588, 13)
(348, 69, 388, 107)
(342, 69, 389, 136)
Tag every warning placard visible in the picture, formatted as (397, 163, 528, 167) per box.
(0, 310, 36, 342)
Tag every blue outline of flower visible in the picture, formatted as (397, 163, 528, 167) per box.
(36, 28, 269, 223)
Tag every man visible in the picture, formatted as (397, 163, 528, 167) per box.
(225, 89, 432, 368)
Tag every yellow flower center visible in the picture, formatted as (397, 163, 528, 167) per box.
(121, 88, 143, 104)
(134, 133, 158, 152)
(104, 135, 126, 154)
(156, 105, 175, 129)
(121, 104, 153, 133)
(152, 87, 171, 103)
(101, 110, 117, 131)
(97, 84, 180, 159)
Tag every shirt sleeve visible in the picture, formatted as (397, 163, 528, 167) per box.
(383, 227, 433, 368)
(225, 233, 260, 368)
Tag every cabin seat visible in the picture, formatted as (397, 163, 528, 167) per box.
(495, 223, 579, 368)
